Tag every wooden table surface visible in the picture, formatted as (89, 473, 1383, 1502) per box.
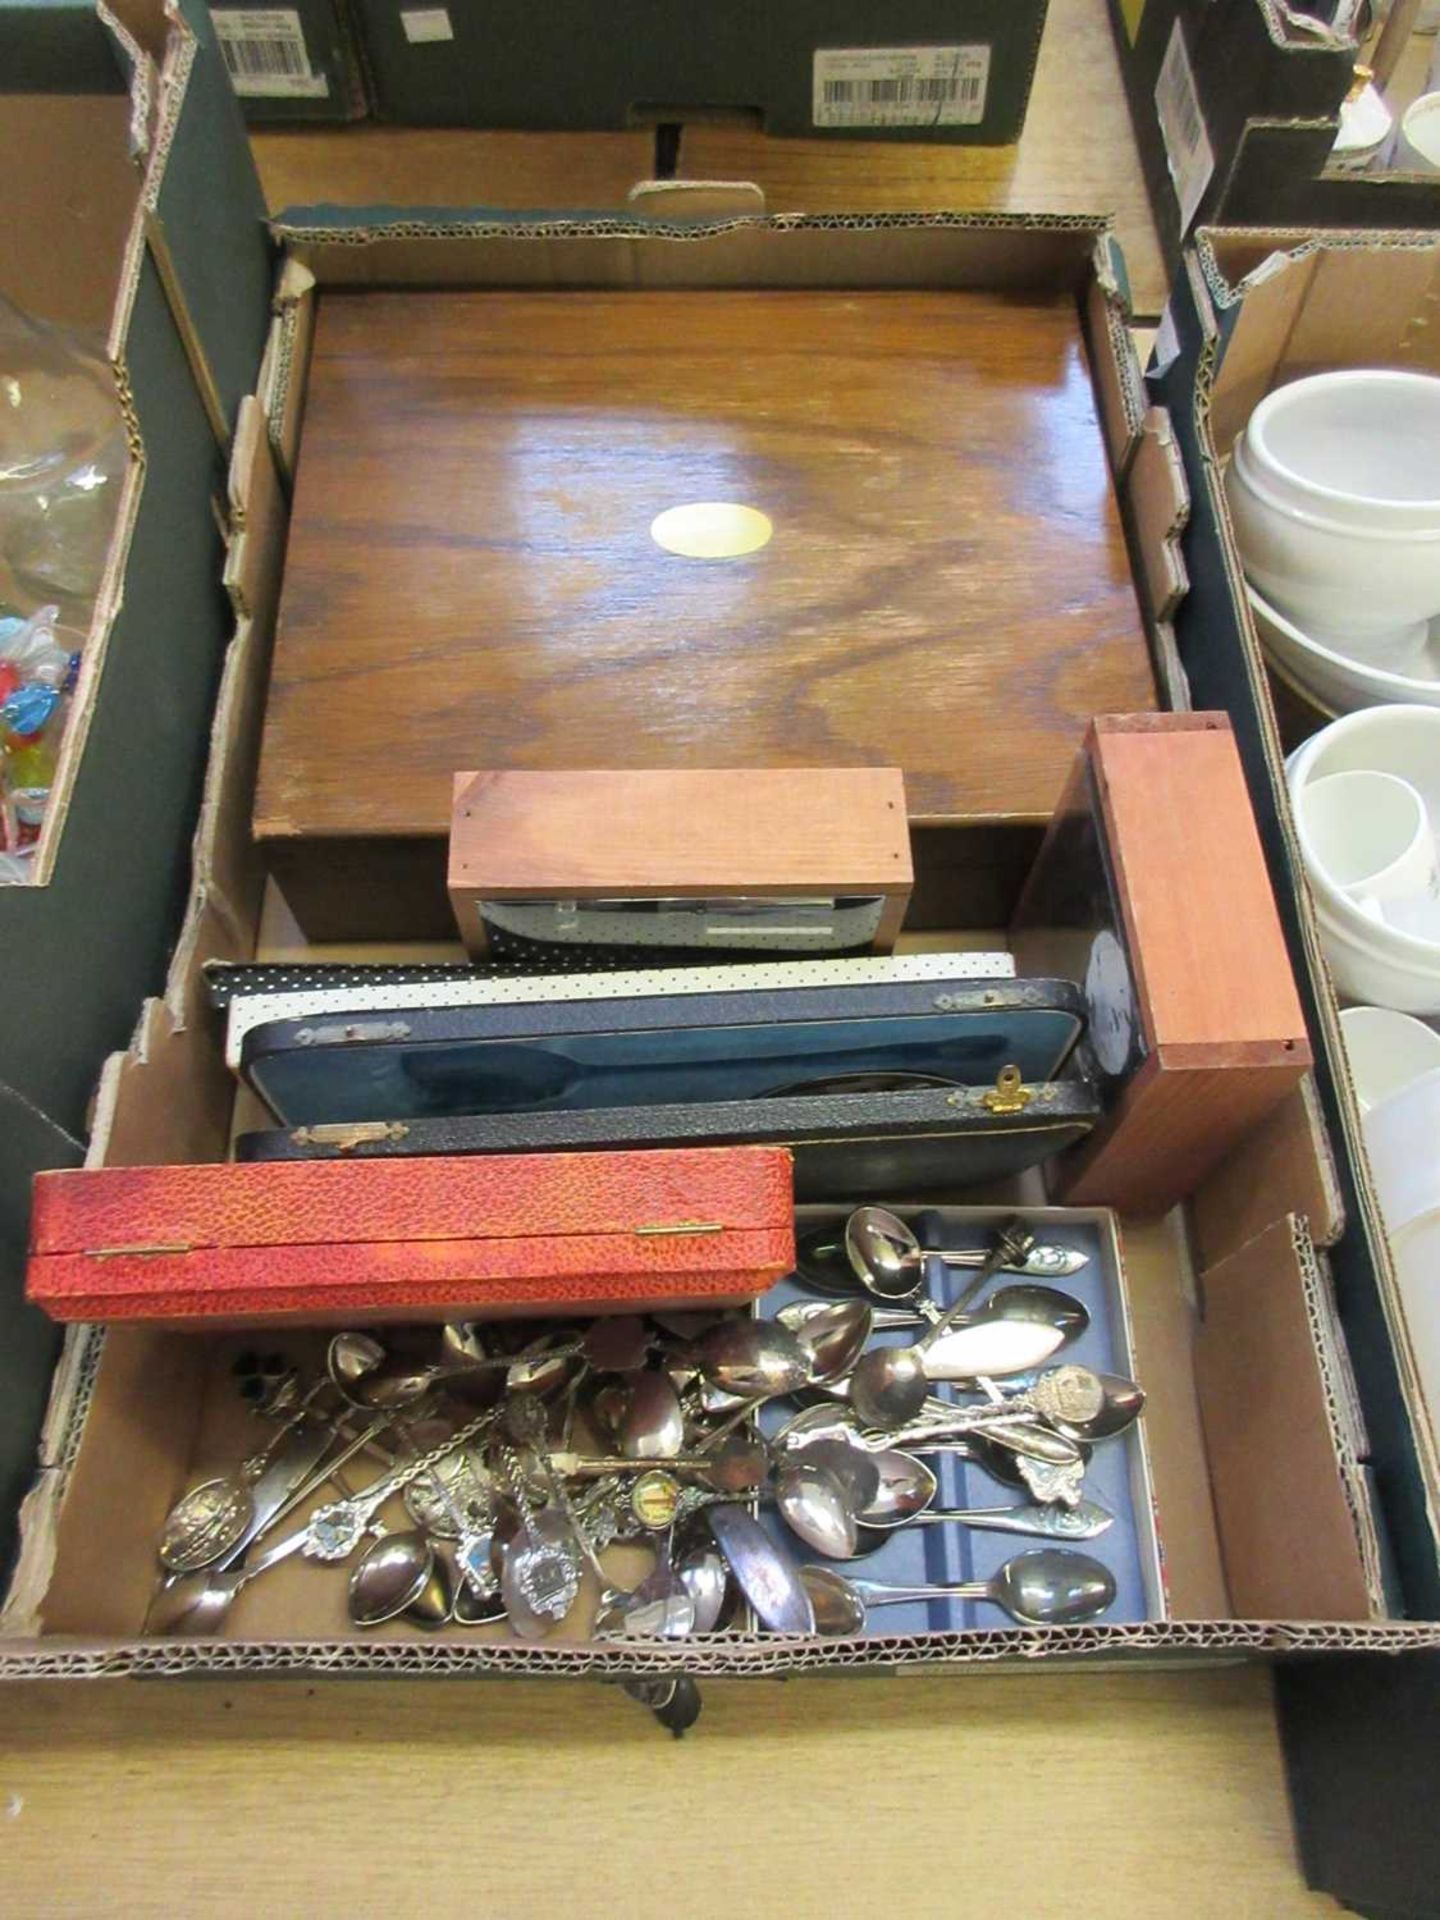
(1, 13, 1323, 1910)
(1, 1668, 1336, 1916)
(251, 0, 1168, 316)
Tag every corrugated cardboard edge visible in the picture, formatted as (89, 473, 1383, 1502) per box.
(257, 257, 315, 485)
(138, 2, 230, 447)
(24, 8, 156, 888)
(0, 1327, 106, 1638)
(1187, 226, 1440, 1546)
(3, 1617, 1440, 1679)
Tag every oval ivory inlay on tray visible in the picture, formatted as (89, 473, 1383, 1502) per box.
(649, 502, 774, 559)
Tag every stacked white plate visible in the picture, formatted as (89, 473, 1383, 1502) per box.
(1251, 586, 1440, 719)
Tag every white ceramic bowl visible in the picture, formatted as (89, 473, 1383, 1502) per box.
(1363, 1066, 1440, 1445)
(1389, 1211, 1440, 1451)
(1395, 92, 1440, 176)
(1311, 895, 1440, 1012)
(1249, 586, 1440, 717)
(1226, 370, 1440, 657)
(1365, 1063, 1440, 1231)
(1339, 1006, 1440, 1113)
(1287, 706, 1440, 1011)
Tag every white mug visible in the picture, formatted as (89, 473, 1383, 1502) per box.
(1298, 769, 1440, 927)
(1339, 1006, 1440, 1114)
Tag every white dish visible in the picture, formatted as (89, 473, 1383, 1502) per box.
(1226, 370, 1440, 660)
(1312, 895, 1440, 1013)
(1391, 1212, 1440, 1455)
(1248, 586, 1440, 717)
(1365, 1063, 1440, 1231)
(1288, 707, 1440, 1010)
(1339, 1006, 1440, 1114)
(1395, 92, 1440, 176)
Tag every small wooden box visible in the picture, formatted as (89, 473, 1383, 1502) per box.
(448, 767, 913, 962)
(1010, 713, 1312, 1216)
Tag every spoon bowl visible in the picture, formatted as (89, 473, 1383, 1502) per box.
(786, 1299, 873, 1384)
(619, 1370, 687, 1461)
(696, 1321, 810, 1399)
(776, 1459, 860, 1558)
(676, 1543, 732, 1633)
(348, 1529, 439, 1627)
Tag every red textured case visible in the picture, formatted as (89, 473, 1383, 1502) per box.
(27, 1146, 795, 1329)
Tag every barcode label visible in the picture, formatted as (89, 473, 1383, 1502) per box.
(211, 9, 330, 97)
(813, 46, 990, 129)
(1154, 20, 1214, 232)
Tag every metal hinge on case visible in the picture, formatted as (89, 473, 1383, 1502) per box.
(633, 1222, 726, 1238)
(290, 1121, 411, 1151)
(89, 1242, 194, 1259)
(294, 1020, 412, 1047)
(981, 1064, 1033, 1115)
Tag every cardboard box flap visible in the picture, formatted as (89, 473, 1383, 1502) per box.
(1127, 405, 1190, 627)
(1191, 1076, 1342, 1270)
(139, 0, 272, 441)
(1198, 230, 1440, 453)
(272, 210, 1112, 297)
(1195, 1215, 1382, 1619)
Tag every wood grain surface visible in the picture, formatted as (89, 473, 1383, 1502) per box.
(0, 1670, 1337, 1918)
(258, 288, 1152, 857)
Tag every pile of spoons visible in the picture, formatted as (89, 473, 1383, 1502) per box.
(144, 1212, 1142, 1642)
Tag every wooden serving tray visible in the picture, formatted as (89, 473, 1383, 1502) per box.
(257, 288, 1155, 938)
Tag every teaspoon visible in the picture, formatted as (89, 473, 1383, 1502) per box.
(845, 1206, 1084, 1300)
(800, 1548, 1117, 1633)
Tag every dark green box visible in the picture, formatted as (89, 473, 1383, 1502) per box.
(351, 0, 1047, 143)
(208, 0, 369, 122)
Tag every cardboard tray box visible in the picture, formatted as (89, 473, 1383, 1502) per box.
(7, 199, 1440, 1698)
(349, 0, 1047, 144)
(1150, 227, 1440, 1624)
(0, 0, 270, 1578)
(1149, 224, 1440, 1909)
(1105, 0, 1440, 271)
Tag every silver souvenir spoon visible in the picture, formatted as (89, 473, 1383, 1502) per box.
(801, 1548, 1117, 1633)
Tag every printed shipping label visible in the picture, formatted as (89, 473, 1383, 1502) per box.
(401, 8, 455, 42)
(1154, 20, 1215, 232)
(813, 46, 990, 129)
(212, 9, 330, 97)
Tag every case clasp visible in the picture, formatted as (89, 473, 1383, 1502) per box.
(981, 1064, 1033, 1115)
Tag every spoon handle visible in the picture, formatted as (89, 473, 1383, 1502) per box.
(899, 1502, 1112, 1540)
(874, 1413, 1080, 1466)
(918, 1219, 1036, 1342)
(847, 1577, 987, 1606)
